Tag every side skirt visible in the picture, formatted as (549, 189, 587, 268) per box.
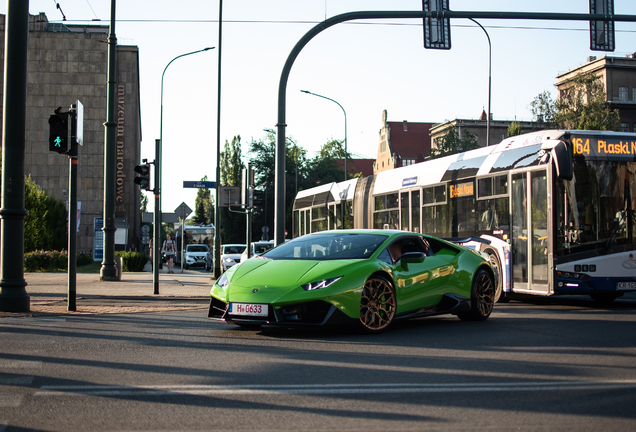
(395, 293, 470, 320)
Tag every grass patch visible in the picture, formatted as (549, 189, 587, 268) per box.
(76, 261, 103, 273)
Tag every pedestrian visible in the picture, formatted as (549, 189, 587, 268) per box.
(162, 234, 176, 273)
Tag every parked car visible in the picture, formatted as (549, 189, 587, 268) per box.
(219, 244, 246, 272)
(208, 230, 495, 333)
(239, 240, 275, 264)
(184, 244, 209, 269)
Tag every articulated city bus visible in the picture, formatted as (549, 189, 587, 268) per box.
(292, 130, 636, 303)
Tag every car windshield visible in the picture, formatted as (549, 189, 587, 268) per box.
(262, 233, 388, 260)
(254, 243, 273, 254)
(187, 245, 208, 252)
(224, 246, 246, 254)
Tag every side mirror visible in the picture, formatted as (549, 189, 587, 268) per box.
(552, 140, 573, 181)
(399, 251, 426, 270)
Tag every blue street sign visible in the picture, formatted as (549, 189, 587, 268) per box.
(183, 181, 216, 189)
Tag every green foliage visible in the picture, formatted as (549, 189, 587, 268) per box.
(114, 251, 149, 272)
(530, 90, 558, 127)
(531, 72, 620, 131)
(192, 175, 214, 225)
(24, 176, 67, 252)
(24, 250, 93, 272)
(429, 126, 480, 159)
(506, 121, 523, 137)
(219, 135, 246, 244)
(221, 135, 244, 187)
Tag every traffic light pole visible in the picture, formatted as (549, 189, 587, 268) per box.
(153, 138, 160, 295)
(68, 105, 78, 311)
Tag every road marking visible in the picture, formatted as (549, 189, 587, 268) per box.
(0, 395, 23, 407)
(35, 380, 636, 397)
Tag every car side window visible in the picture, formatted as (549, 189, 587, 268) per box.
(377, 248, 393, 264)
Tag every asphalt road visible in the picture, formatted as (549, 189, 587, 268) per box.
(1, 294, 636, 431)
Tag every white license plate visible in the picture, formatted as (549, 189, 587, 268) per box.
(229, 303, 268, 317)
(617, 282, 636, 290)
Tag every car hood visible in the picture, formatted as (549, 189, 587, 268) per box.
(229, 258, 357, 289)
(222, 253, 242, 260)
(186, 251, 207, 257)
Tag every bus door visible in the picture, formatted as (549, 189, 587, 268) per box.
(399, 188, 421, 233)
(510, 168, 552, 294)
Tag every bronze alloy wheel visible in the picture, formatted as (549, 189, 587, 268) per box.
(360, 276, 397, 332)
(459, 269, 495, 321)
(475, 270, 495, 318)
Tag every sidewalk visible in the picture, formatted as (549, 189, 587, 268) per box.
(0, 269, 215, 318)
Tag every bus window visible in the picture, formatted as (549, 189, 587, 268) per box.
(374, 193, 399, 229)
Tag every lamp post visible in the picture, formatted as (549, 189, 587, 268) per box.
(468, 18, 491, 146)
(300, 90, 347, 181)
(155, 46, 214, 292)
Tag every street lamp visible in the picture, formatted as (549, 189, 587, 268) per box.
(154, 46, 214, 293)
(468, 18, 491, 146)
(300, 90, 347, 181)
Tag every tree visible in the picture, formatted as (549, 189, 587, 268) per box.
(305, 138, 348, 187)
(531, 72, 620, 131)
(506, 121, 523, 138)
(192, 175, 214, 225)
(530, 90, 558, 126)
(429, 126, 480, 159)
(24, 176, 67, 252)
(219, 135, 245, 244)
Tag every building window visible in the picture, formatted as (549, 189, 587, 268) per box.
(621, 123, 629, 132)
(402, 159, 416, 167)
(633, 88, 636, 102)
(619, 87, 628, 102)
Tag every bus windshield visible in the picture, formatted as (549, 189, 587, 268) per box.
(556, 156, 636, 257)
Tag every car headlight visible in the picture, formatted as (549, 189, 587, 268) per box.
(224, 258, 234, 263)
(301, 276, 342, 291)
(216, 273, 229, 288)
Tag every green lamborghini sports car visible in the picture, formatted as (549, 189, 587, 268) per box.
(208, 230, 495, 333)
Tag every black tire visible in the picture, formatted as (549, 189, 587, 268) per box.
(485, 249, 503, 303)
(359, 276, 397, 333)
(458, 268, 495, 321)
(590, 292, 621, 304)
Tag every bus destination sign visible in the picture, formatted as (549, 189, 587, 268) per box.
(572, 135, 636, 160)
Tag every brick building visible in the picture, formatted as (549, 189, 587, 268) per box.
(0, 13, 142, 257)
(374, 109, 434, 175)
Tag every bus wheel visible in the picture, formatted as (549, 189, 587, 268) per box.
(485, 249, 503, 303)
(590, 292, 622, 304)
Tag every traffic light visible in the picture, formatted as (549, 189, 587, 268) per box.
(251, 188, 264, 207)
(134, 163, 151, 191)
(48, 113, 68, 153)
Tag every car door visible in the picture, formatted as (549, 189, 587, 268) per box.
(388, 236, 455, 313)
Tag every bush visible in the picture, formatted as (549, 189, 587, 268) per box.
(24, 176, 67, 252)
(115, 251, 148, 272)
(77, 251, 93, 266)
(24, 250, 68, 272)
(24, 250, 96, 272)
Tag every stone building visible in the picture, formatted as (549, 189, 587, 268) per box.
(556, 54, 636, 132)
(430, 112, 544, 151)
(0, 13, 142, 257)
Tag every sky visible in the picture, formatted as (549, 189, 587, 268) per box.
(11, 1, 636, 214)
